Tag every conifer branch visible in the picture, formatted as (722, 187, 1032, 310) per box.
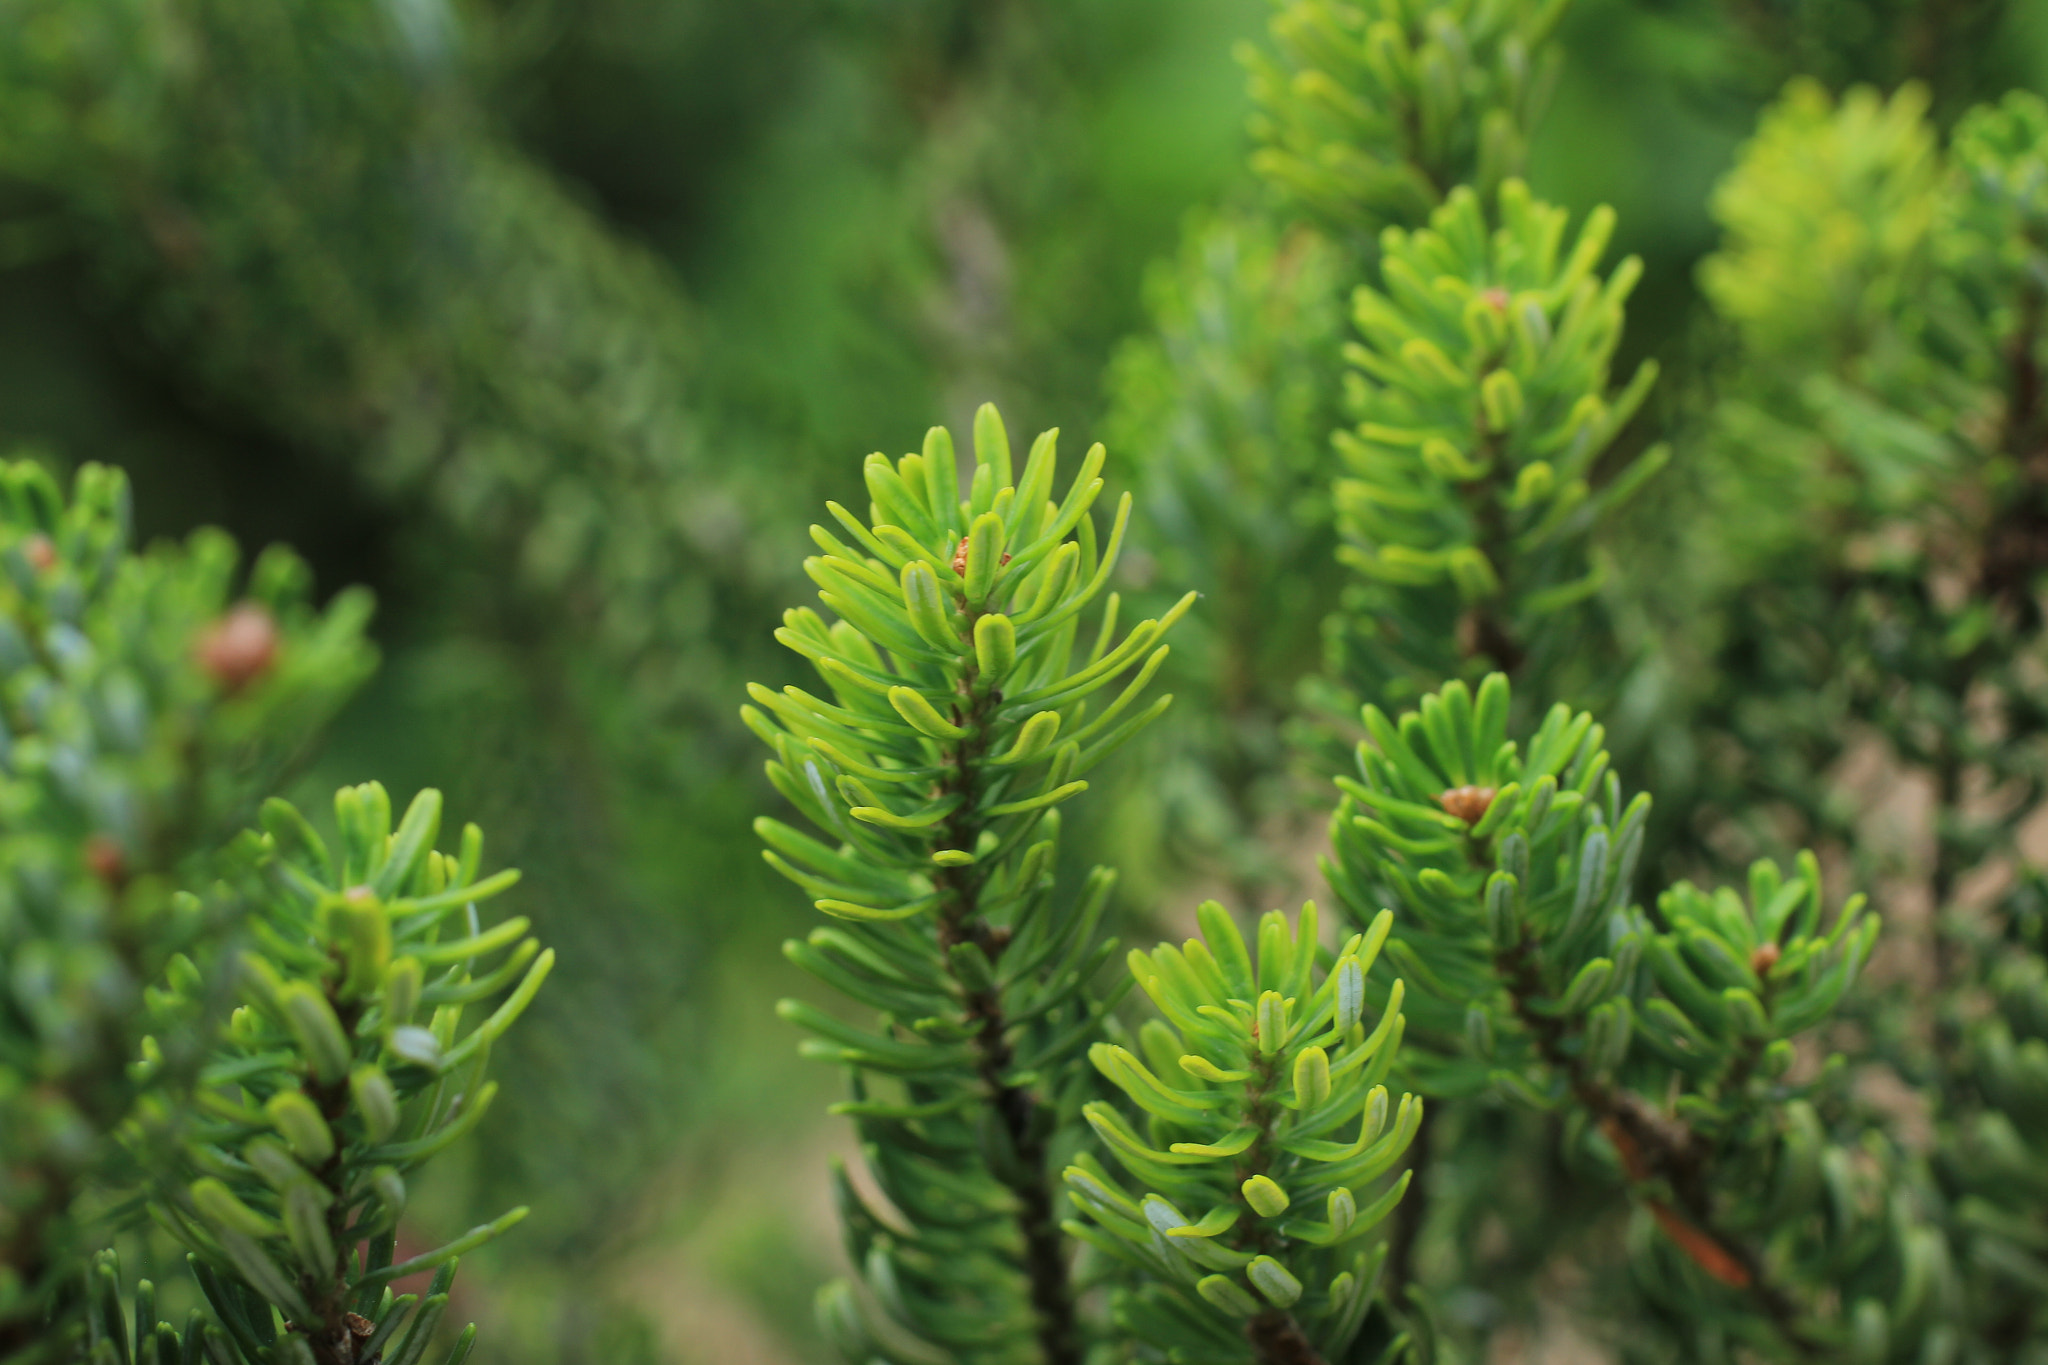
(1491, 935, 1818, 1356)
(126, 784, 547, 1365)
(1069, 903, 1417, 1362)
(754, 406, 1187, 1364)
(1326, 675, 1880, 1356)
(929, 633, 1083, 1365)
(0, 461, 375, 1359)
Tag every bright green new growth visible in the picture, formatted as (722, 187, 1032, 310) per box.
(748, 405, 1190, 1364)
(1701, 80, 1943, 373)
(1067, 903, 1419, 1361)
(1245, 0, 1567, 232)
(1330, 183, 1662, 695)
(1688, 80, 1957, 566)
(1689, 83, 2048, 563)
(124, 782, 551, 1365)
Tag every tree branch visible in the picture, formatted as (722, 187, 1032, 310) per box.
(1494, 940, 1819, 1356)
(927, 582, 1083, 1365)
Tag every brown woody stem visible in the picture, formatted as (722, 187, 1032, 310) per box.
(1493, 940, 1818, 1356)
(926, 595, 1083, 1365)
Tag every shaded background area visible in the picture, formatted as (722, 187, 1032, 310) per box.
(1, 1, 2045, 1361)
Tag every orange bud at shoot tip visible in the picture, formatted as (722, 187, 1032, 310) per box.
(1439, 786, 1497, 824)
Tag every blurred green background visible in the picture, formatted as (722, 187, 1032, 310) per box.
(2, 1, 2045, 1361)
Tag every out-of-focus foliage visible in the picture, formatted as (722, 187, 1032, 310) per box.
(1105, 214, 1347, 905)
(0, 459, 374, 1361)
(1690, 80, 1954, 576)
(0, 0, 745, 758)
(1700, 81, 1942, 373)
(1640, 80, 2048, 1359)
(1246, 0, 1568, 234)
(1679, 79, 2048, 865)
(0, 3, 786, 1314)
(1711, 0, 2021, 113)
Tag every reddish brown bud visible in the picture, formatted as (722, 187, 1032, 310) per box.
(84, 835, 127, 888)
(1438, 785, 1498, 824)
(344, 1314, 374, 1340)
(949, 536, 1011, 575)
(196, 603, 279, 692)
(22, 534, 55, 572)
(1481, 287, 1511, 312)
(1750, 942, 1781, 974)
